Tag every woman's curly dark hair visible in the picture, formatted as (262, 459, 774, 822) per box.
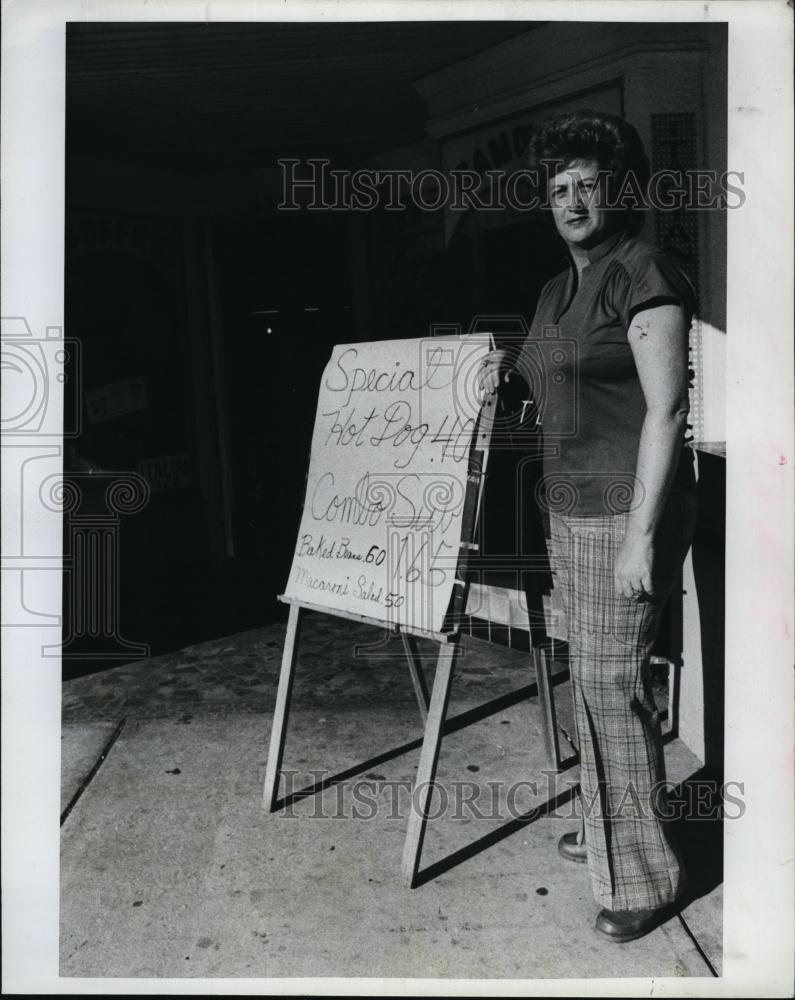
(531, 110, 651, 236)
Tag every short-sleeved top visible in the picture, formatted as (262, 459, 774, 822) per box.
(513, 229, 697, 517)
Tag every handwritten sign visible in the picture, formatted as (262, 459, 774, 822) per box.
(284, 336, 491, 635)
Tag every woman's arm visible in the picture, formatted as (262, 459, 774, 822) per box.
(615, 302, 690, 600)
(478, 349, 508, 397)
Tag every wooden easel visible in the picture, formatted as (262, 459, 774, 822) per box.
(263, 390, 563, 887)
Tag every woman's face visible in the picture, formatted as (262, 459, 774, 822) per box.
(548, 158, 615, 250)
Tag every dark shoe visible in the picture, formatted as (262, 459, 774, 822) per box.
(557, 823, 587, 864)
(594, 903, 673, 943)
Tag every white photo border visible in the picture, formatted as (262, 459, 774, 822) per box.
(1, 0, 793, 995)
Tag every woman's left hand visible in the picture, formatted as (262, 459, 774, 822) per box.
(614, 534, 655, 600)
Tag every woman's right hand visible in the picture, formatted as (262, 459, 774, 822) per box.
(478, 349, 509, 397)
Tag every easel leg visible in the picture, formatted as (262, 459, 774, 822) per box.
(401, 639, 458, 887)
(667, 658, 680, 738)
(401, 632, 430, 722)
(263, 604, 302, 811)
(534, 643, 562, 771)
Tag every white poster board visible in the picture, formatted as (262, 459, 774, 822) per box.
(284, 335, 492, 635)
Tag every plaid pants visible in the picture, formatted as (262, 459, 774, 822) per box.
(548, 484, 698, 911)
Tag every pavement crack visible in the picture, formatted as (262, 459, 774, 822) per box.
(676, 912, 719, 976)
(60, 717, 128, 826)
(556, 722, 578, 752)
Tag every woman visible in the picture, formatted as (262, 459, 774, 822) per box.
(481, 110, 698, 942)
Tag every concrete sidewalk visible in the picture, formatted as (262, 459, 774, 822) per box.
(60, 612, 722, 981)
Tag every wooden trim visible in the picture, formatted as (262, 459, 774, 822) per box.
(277, 595, 457, 644)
